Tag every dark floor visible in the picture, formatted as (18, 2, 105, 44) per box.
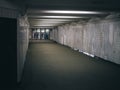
(18, 40, 120, 90)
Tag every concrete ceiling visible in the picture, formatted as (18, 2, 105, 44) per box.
(25, 0, 120, 11)
(10, 0, 120, 27)
(27, 9, 109, 27)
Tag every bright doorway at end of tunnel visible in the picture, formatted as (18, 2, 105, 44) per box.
(30, 28, 50, 40)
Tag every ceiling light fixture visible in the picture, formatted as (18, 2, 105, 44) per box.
(46, 29, 49, 32)
(38, 16, 84, 18)
(29, 19, 75, 21)
(42, 10, 106, 14)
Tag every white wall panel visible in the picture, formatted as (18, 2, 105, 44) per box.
(50, 16, 120, 64)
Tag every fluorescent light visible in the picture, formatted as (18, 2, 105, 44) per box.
(33, 24, 59, 26)
(37, 29, 40, 32)
(38, 16, 84, 18)
(29, 19, 74, 21)
(42, 10, 105, 14)
(41, 30, 45, 32)
(31, 20, 71, 23)
(46, 29, 49, 32)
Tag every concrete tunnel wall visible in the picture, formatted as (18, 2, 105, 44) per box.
(0, 0, 30, 83)
(17, 15, 29, 82)
(50, 14, 120, 64)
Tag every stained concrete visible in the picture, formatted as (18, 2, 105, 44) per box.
(18, 40, 120, 90)
(50, 16, 120, 64)
(0, 0, 30, 83)
(17, 15, 30, 82)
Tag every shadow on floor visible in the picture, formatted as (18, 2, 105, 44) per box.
(18, 40, 120, 90)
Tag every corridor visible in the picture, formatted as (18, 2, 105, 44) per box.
(0, 0, 120, 89)
(18, 40, 120, 90)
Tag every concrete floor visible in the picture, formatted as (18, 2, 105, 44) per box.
(18, 40, 120, 90)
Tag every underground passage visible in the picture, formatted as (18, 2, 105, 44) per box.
(0, 0, 120, 90)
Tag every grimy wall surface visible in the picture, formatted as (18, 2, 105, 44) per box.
(51, 15, 120, 64)
(17, 15, 29, 82)
(0, 0, 30, 83)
